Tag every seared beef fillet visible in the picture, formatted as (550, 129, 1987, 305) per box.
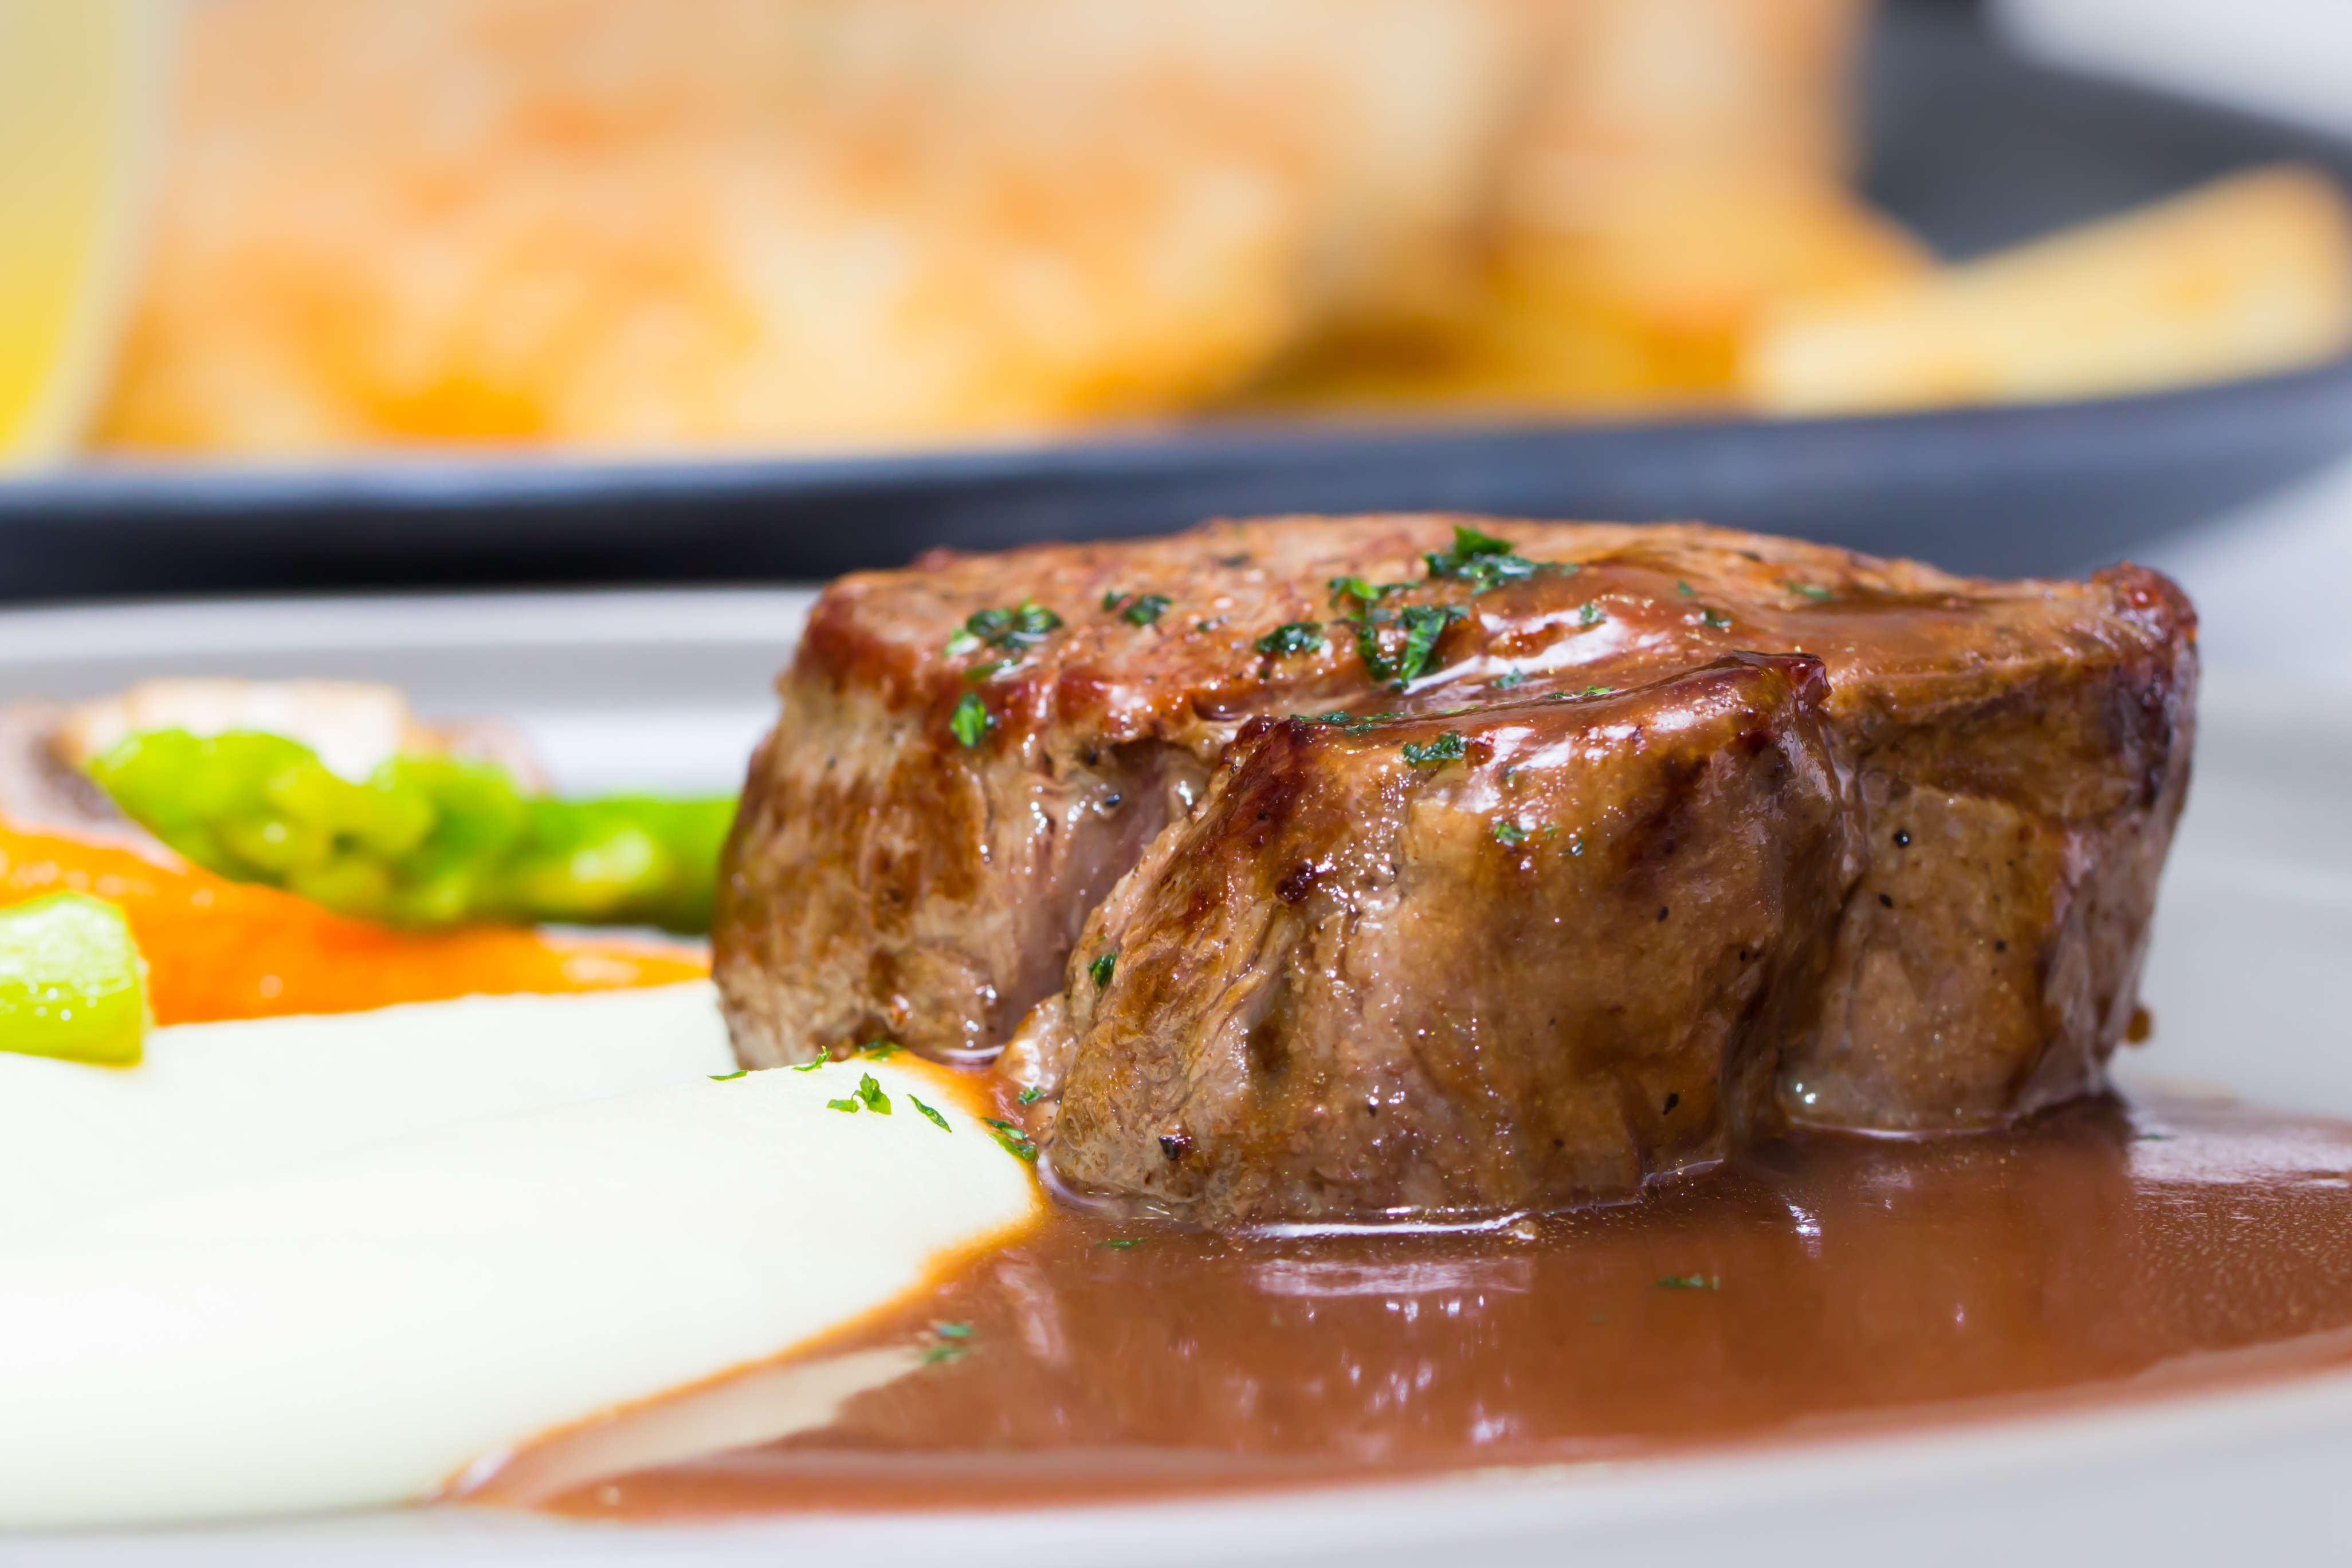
(1019, 654, 1857, 1220)
(716, 516, 2196, 1217)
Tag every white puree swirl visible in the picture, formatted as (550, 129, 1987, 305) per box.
(0, 985, 1040, 1528)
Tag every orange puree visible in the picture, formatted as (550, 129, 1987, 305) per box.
(0, 825, 708, 1025)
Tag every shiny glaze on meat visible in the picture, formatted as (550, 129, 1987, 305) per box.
(1014, 654, 1855, 1221)
(716, 516, 2195, 1220)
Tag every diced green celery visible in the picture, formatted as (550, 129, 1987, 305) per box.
(0, 893, 150, 1067)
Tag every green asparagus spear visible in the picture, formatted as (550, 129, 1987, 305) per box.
(87, 729, 733, 934)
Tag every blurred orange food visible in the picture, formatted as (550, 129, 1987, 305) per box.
(95, 0, 1886, 452)
(0, 823, 706, 1026)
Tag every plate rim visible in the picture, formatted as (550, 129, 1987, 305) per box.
(3, 595, 2349, 1560)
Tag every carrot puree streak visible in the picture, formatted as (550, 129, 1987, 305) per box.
(0, 826, 704, 1024)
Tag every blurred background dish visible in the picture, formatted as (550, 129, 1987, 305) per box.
(0, 0, 2349, 595)
(89, 0, 1904, 453)
(72, 0, 2352, 450)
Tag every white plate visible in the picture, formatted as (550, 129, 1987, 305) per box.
(2, 593, 2347, 1567)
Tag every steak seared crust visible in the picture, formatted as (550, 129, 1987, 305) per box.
(1024, 654, 1856, 1221)
(716, 516, 2197, 1221)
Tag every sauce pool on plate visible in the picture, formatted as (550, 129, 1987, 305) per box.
(468, 1093, 2352, 1516)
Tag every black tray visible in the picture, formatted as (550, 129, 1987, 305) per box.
(6, 0, 2350, 600)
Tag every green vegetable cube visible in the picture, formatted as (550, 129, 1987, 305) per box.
(0, 894, 150, 1067)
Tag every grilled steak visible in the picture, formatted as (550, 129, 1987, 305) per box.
(716, 516, 2196, 1222)
(1023, 653, 1858, 1219)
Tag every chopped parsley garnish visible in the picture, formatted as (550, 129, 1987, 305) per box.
(1701, 609, 1734, 630)
(1786, 583, 1835, 602)
(1328, 576, 1408, 611)
(1018, 1084, 1047, 1105)
(1581, 685, 1617, 697)
(947, 599, 1063, 657)
(826, 1097, 861, 1113)
(1299, 709, 1399, 738)
(1491, 669, 1526, 690)
(1424, 524, 1545, 592)
(1090, 952, 1117, 989)
(921, 1322, 974, 1366)
(1353, 603, 1466, 687)
(950, 691, 993, 748)
(708, 1070, 748, 1082)
(1577, 601, 1607, 628)
(1401, 732, 1466, 768)
(1493, 820, 1528, 846)
(861, 1040, 901, 1060)
(1676, 580, 1697, 598)
(854, 1072, 892, 1115)
(1104, 590, 1172, 626)
(792, 1055, 828, 1073)
(983, 1117, 1040, 1164)
(1656, 1274, 1721, 1291)
(933, 1321, 974, 1339)
(1099, 1238, 1145, 1251)
(909, 1094, 952, 1132)
(1255, 621, 1326, 657)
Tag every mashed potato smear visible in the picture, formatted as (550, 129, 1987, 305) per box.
(0, 982, 732, 1241)
(0, 988, 1042, 1529)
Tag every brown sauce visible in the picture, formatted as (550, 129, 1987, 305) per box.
(468, 1094, 2352, 1519)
